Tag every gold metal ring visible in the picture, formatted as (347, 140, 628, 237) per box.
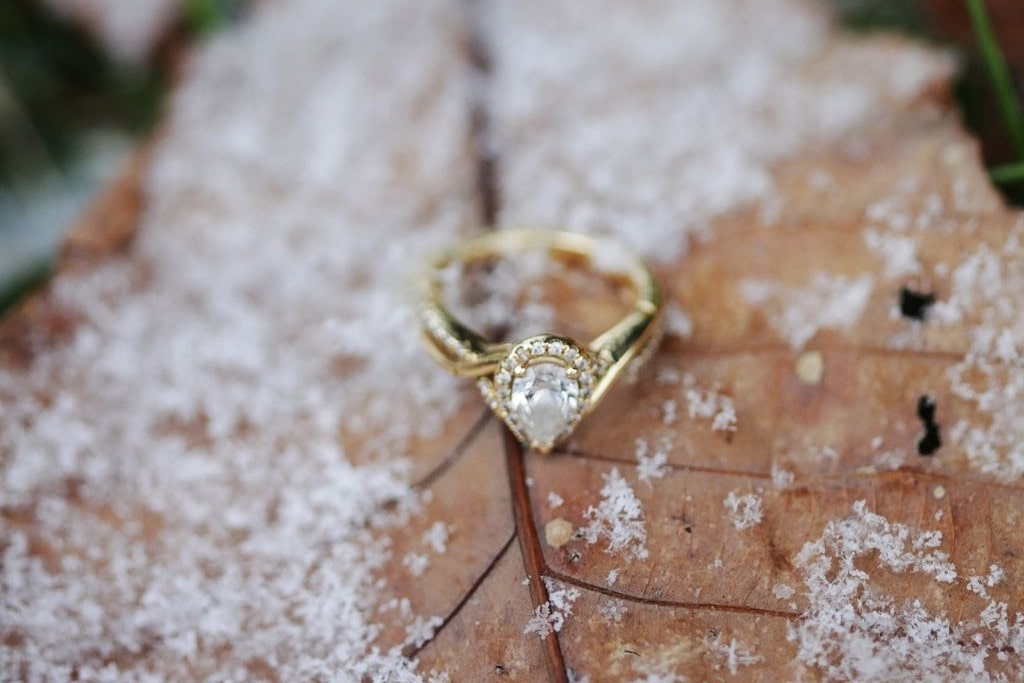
(419, 229, 664, 453)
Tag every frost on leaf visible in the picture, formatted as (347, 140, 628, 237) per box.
(739, 272, 874, 349)
(582, 468, 649, 562)
(790, 501, 1024, 681)
(723, 491, 764, 530)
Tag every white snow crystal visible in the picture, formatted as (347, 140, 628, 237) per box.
(661, 399, 678, 425)
(681, 373, 738, 432)
(773, 583, 796, 600)
(771, 464, 795, 489)
(404, 614, 443, 649)
(582, 468, 649, 561)
(707, 634, 762, 675)
(600, 599, 628, 622)
(664, 304, 694, 339)
(422, 522, 451, 555)
(523, 579, 581, 638)
(402, 553, 430, 578)
(635, 437, 670, 485)
(864, 229, 921, 280)
(723, 491, 764, 530)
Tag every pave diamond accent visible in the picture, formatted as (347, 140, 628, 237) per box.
(480, 335, 599, 453)
(510, 363, 579, 448)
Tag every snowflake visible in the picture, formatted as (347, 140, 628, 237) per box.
(635, 437, 670, 485)
(706, 634, 762, 675)
(582, 468, 649, 561)
(523, 580, 581, 638)
(723, 491, 764, 530)
(600, 599, 628, 622)
(403, 614, 442, 649)
(681, 373, 737, 432)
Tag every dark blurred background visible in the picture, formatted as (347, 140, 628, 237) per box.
(0, 0, 1022, 314)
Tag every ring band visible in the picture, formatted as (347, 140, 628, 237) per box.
(419, 229, 664, 453)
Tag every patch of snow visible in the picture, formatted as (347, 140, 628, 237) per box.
(864, 229, 921, 280)
(939, 226, 1024, 480)
(493, 0, 952, 261)
(740, 273, 874, 349)
(789, 501, 1024, 681)
(0, 0, 474, 679)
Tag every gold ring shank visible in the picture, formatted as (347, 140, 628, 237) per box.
(420, 229, 663, 415)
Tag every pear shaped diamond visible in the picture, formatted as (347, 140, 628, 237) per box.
(509, 362, 580, 449)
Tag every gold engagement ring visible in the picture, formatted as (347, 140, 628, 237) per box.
(420, 229, 664, 454)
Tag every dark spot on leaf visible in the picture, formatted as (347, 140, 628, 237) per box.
(916, 395, 941, 456)
(684, 525, 693, 534)
(494, 664, 507, 675)
(900, 287, 936, 321)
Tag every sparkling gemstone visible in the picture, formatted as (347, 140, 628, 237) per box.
(509, 362, 580, 448)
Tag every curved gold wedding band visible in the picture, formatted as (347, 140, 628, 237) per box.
(419, 229, 664, 454)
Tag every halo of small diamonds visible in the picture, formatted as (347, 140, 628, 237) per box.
(478, 335, 600, 453)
